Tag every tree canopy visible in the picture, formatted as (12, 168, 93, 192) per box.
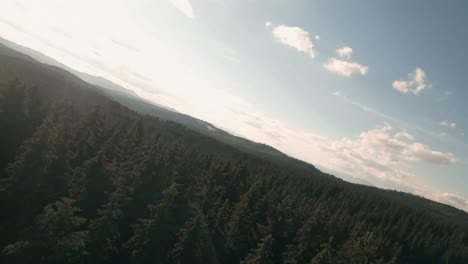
(0, 54, 467, 264)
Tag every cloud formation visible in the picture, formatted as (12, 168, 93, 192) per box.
(392, 68, 427, 95)
(269, 24, 315, 58)
(323, 58, 368, 77)
(440, 120, 456, 129)
(403, 143, 457, 165)
(170, 0, 195, 19)
(336, 46, 352, 58)
(228, 100, 465, 210)
(332, 123, 456, 166)
(323, 46, 368, 77)
(435, 192, 468, 212)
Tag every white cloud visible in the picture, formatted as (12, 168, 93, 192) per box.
(333, 123, 456, 165)
(334, 125, 462, 208)
(434, 193, 468, 211)
(323, 58, 368, 77)
(392, 68, 427, 95)
(265, 21, 273, 28)
(270, 24, 315, 58)
(336, 46, 353, 58)
(440, 120, 456, 129)
(403, 143, 457, 165)
(324, 46, 368, 77)
(170, 0, 195, 19)
(395, 132, 414, 140)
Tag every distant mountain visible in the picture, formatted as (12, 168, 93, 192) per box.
(0, 37, 319, 174)
(0, 36, 138, 97)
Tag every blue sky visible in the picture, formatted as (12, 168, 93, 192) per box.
(1, 0, 467, 211)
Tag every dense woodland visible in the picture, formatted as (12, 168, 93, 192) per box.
(0, 47, 467, 264)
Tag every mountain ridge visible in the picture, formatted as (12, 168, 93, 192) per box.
(0, 37, 321, 174)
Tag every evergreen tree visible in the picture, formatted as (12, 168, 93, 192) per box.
(3, 198, 88, 263)
(310, 237, 335, 264)
(241, 234, 274, 264)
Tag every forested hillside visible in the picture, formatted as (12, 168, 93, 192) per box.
(0, 39, 317, 174)
(0, 47, 467, 264)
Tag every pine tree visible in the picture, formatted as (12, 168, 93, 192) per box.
(310, 237, 335, 264)
(3, 198, 88, 263)
(171, 214, 218, 264)
(241, 234, 274, 264)
(126, 183, 188, 263)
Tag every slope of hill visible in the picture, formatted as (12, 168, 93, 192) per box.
(0, 42, 467, 263)
(0, 38, 321, 175)
(0, 36, 138, 98)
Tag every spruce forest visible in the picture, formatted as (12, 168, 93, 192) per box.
(0, 43, 467, 264)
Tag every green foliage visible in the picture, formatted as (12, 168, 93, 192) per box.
(336, 228, 385, 264)
(3, 241, 30, 256)
(3, 198, 88, 263)
(0, 63, 467, 264)
(171, 214, 217, 264)
(310, 237, 335, 264)
(241, 234, 274, 264)
(126, 183, 189, 263)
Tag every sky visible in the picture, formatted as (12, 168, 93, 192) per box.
(1, 0, 467, 211)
